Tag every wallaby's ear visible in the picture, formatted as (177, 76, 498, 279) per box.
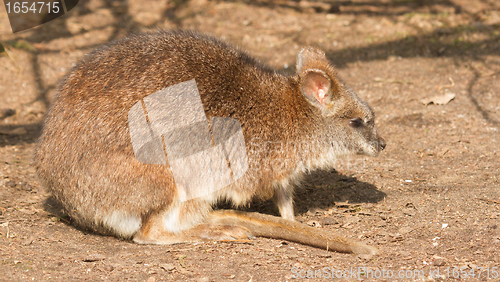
(297, 47, 339, 107)
(301, 69, 331, 105)
(296, 47, 329, 74)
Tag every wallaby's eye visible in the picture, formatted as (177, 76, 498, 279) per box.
(349, 118, 363, 128)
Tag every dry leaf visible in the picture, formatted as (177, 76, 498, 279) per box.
(421, 93, 455, 105)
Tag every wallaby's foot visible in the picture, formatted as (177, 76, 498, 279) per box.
(134, 223, 254, 244)
(133, 209, 254, 245)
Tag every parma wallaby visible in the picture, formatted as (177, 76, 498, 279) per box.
(34, 30, 385, 255)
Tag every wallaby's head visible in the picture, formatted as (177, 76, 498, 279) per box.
(296, 47, 386, 158)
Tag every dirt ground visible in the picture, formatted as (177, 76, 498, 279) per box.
(1, 0, 500, 281)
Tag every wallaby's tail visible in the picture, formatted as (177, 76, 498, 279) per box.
(209, 209, 378, 255)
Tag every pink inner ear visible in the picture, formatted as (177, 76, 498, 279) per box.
(303, 71, 331, 105)
(317, 88, 327, 104)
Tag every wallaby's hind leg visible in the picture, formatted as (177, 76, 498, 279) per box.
(133, 203, 254, 245)
(134, 221, 253, 245)
(132, 202, 376, 255)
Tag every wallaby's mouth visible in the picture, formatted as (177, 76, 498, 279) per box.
(357, 150, 378, 157)
(357, 144, 384, 157)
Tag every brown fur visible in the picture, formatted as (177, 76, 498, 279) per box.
(34, 30, 385, 255)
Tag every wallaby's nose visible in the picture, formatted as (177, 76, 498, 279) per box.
(379, 138, 386, 150)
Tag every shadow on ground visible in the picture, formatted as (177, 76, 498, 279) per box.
(0, 123, 42, 146)
(232, 169, 386, 216)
